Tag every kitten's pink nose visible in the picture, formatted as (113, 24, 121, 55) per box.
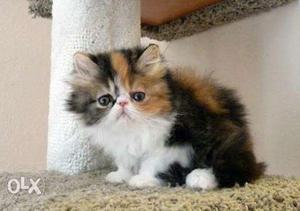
(117, 96, 129, 107)
(118, 101, 128, 107)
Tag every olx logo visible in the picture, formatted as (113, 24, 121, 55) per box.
(7, 177, 42, 195)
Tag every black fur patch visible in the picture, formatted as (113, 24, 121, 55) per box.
(157, 74, 265, 188)
(157, 162, 192, 187)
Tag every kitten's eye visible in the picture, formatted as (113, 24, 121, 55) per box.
(131, 92, 145, 102)
(98, 94, 113, 107)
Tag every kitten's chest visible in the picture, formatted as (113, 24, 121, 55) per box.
(96, 124, 164, 158)
(89, 116, 174, 161)
(106, 130, 146, 157)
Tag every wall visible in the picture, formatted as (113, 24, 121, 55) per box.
(0, 1, 51, 171)
(0, 1, 299, 176)
(164, 1, 300, 176)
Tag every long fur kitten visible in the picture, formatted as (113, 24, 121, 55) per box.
(67, 44, 265, 190)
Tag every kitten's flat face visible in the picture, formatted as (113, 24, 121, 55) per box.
(67, 45, 173, 126)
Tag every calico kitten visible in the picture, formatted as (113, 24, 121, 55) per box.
(67, 44, 265, 190)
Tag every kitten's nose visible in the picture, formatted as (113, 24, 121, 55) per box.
(118, 101, 128, 107)
(117, 96, 128, 107)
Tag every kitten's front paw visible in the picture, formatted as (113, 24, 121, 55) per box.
(185, 169, 218, 191)
(128, 175, 160, 188)
(105, 171, 131, 184)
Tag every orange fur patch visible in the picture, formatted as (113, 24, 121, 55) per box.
(111, 52, 130, 89)
(171, 68, 227, 114)
(131, 74, 172, 115)
(110, 53, 172, 116)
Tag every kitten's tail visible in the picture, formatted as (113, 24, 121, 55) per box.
(253, 161, 267, 180)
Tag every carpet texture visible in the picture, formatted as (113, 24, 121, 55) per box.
(1, 170, 299, 210)
(27, 0, 295, 40)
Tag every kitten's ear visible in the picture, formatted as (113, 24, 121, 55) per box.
(137, 44, 161, 68)
(73, 52, 99, 77)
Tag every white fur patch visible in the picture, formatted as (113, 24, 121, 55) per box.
(105, 170, 132, 184)
(87, 111, 193, 187)
(128, 175, 160, 188)
(185, 168, 218, 190)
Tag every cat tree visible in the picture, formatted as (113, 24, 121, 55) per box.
(28, 0, 294, 174)
(47, 0, 140, 174)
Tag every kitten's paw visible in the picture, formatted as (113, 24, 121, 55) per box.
(105, 171, 131, 184)
(185, 169, 218, 191)
(128, 175, 160, 188)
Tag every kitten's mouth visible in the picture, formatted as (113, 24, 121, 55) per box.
(116, 110, 131, 120)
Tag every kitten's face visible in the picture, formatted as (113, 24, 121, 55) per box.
(67, 45, 173, 127)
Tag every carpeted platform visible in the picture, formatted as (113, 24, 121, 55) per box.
(27, 0, 295, 40)
(1, 170, 299, 210)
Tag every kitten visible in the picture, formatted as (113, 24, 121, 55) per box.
(67, 44, 265, 190)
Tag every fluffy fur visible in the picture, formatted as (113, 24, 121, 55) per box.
(67, 44, 265, 190)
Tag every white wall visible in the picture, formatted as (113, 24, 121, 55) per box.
(164, 1, 300, 176)
(0, 1, 51, 171)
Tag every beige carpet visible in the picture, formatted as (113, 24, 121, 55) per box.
(1, 170, 299, 210)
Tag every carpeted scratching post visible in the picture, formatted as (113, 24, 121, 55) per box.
(48, 0, 140, 174)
